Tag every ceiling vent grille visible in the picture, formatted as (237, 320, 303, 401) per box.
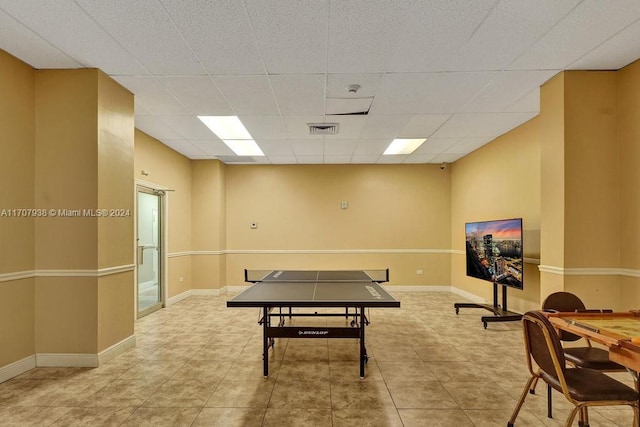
(307, 123, 339, 135)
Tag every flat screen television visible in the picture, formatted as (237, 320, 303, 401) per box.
(465, 218, 523, 290)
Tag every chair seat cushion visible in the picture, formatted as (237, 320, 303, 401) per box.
(541, 368, 638, 402)
(564, 347, 625, 371)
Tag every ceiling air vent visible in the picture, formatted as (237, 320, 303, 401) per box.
(307, 123, 339, 135)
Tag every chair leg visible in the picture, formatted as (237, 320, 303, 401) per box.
(581, 406, 590, 427)
(508, 375, 536, 427)
(547, 384, 553, 418)
(565, 405, 581, 427)
(529, 376, 538, 394)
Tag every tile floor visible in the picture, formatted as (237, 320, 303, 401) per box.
(0, 291, 637, 426)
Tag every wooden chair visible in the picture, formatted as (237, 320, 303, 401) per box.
(531, 292, 627, 419)
(508, 311, 638, 427)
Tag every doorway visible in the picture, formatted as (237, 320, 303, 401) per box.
(136, 186, 164, 318)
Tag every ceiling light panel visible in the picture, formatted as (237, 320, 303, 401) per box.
(383, 138, 427, 155)
(198, 116, 252, 140)
(222, 139, 264, 156)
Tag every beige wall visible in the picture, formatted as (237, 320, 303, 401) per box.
(134, 130, 193, 298)
(192, 160, 226, 289)
(96, 71, 135, 350)
(539, 73, 567, 295)
(224, 164, 451, 286)
(1, 51, 135, 374)
(450, 117, 541, 314)
(0, 50, 36, 366)
(617, 59, 640, 310)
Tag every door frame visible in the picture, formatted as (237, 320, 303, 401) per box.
(135, 180, 168, 319)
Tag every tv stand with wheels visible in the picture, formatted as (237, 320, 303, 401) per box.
(454, 282, 522, 329)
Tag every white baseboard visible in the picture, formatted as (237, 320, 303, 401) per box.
(167, 288, 223, 306)
(167, 289, 192, 305)
(98, 335, 136, 365)
(36, 353, 99, 368)
(0, 355, 36, 383)
(450, 286, 486, 304)
(386, 285, 452, 292)
(225, 285, 250, 293)
(192, 289, 221, 296)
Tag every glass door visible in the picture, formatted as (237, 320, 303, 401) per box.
(136, 187, 163, 318)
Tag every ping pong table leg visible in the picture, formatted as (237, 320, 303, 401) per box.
(359, 306, 366, 379)
(263, 306, 269, 378)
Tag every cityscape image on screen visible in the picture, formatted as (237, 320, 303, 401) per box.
(465, 218, 523, 289)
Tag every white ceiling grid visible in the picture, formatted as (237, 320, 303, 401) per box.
(1, 0, 640, 164)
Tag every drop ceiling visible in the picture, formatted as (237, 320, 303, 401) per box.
(2, 0, 640, 164)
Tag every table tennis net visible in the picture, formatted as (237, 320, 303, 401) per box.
(244, 269, 389, 283)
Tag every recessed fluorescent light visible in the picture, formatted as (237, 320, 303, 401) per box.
(383, 138, 427, 155)
(223, 140, 264, 156)
(198, 116, 252, 140)
(198, 115, 264, 156)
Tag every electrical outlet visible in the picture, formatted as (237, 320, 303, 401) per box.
(250, 222, 257, 229)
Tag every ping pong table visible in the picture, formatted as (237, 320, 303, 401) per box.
(226, 269, 400, 378)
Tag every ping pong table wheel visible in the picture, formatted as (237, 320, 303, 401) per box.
(483, 322, 488, 329)
(455, 307, 459, 314)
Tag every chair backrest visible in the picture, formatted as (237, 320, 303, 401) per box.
(542, 292, 585, 342)
(523, 310, 566, 383)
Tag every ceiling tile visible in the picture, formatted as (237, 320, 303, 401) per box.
(413, 138, 460, 155)
(324, 139, 358, 155)
(431, 153, 466, 163)
(0, 0, 145, 74)
(462, 70, 558, 113)
(240, 116, 288, 140)
(405, 154, 437, 164)
(388, 0, 499, 72)
(328, 0, 412, 73)
(431, 112, 536, 139)
(400, 114, 452, 138)
(158, 76, 233, 115)
(324, 155, 352, 164)
(325, 98, 373, 115)
(0, 8, 81, 69)
(284, 115, 326, 139)
(324, 115, 366, 139)
(4, 0, 640, 165)
(371, 72, 497, 114)
(267, 156, 298, 164)
(189, 140, 234, 156)
(159, 115, 215, 139)
(351, 154, 381, 163)
(214, 75, 280, 115)
(378, 155, 408, 164)
(292, 139, 324, 156)
(246, 0, 328, 74)
(353, 138, 392, 155)
(297, 155, 325, 164)
(113, 76, 190, 115)
(445, 137, 495, 154)
(135, 116, 183, 140)
(509, 0, 640, 70)
(326, 74, 383, 98)
(162, 139, 205, 156)
(569, 18, 640, 70)
(161, 0, 264, 75)
(270, 74, 325, 114)
(77, 0, 204, 75)
(359, 115, 412, 139)
(255, 140, 294, 156)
